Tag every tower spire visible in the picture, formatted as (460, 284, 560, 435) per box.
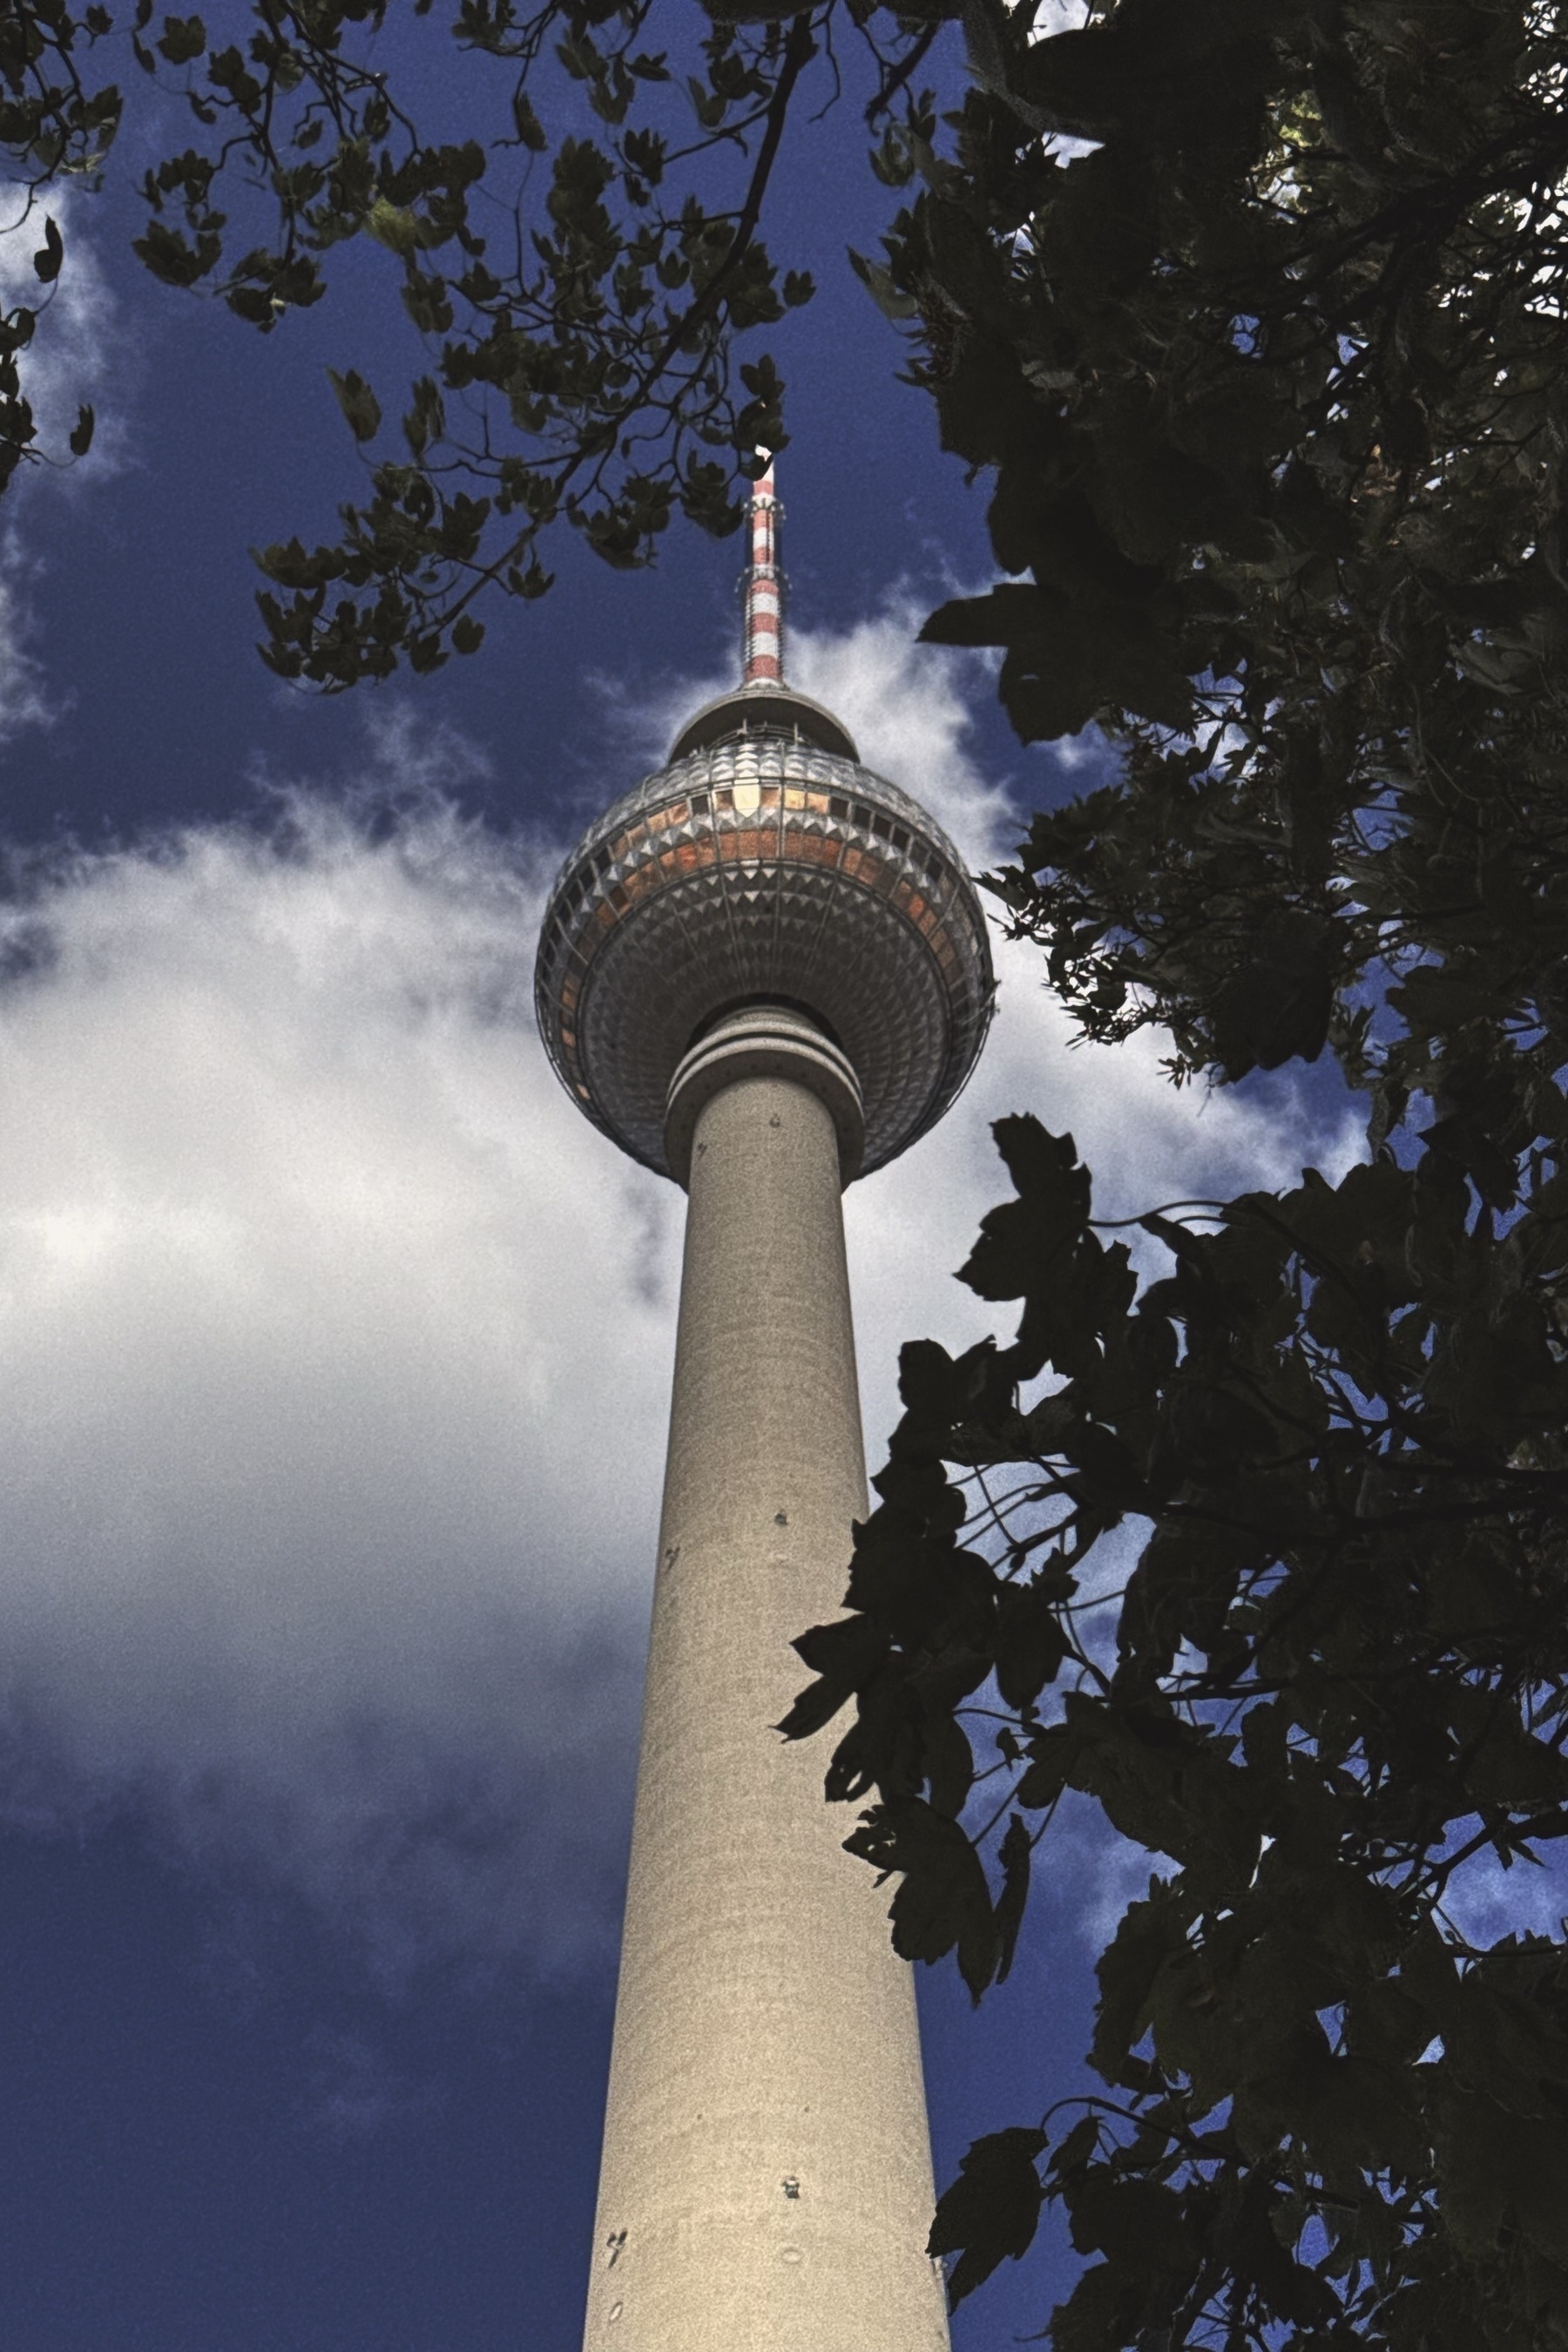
(740, 459, 783, 685)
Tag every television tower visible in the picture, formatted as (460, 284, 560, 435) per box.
(535, 463, 993, 2350)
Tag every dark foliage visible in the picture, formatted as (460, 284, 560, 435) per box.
(783, 3, 1568, 2345)
(787, 1122, 1568, 2347)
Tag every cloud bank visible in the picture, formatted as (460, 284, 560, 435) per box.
(0, 775, 681, 1981)
(0, 620, 1358, 1983)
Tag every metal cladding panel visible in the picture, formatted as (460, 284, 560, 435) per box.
(535, 727, 994, 1179)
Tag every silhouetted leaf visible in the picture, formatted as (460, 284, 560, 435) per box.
(929, 2126, 1047, 2308)
(32, 214, 62, 283)
(327, 368, 382, 444)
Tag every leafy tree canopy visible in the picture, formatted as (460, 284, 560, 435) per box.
(0, 0, 946, 679)
(782, 3, 1568, 2348)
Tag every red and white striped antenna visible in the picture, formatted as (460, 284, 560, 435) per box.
(740, 459, 783, 685)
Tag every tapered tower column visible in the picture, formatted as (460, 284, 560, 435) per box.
(582, 1006, 947, 2350)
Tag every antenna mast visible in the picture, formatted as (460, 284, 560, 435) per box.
(740, 462, 783, 685)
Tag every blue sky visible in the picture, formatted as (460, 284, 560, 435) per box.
(0, 28, 1368, 2348)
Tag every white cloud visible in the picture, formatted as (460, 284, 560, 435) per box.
(0, 186, 121, 474)
(791, 599, 1023, 871)
(0, 611, 1362, 1987)
(0, 188, 123, 740)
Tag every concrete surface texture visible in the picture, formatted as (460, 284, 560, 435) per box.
(579, 1009, 951, 2351)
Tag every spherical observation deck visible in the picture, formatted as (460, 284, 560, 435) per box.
(533, 677, 994, 1183)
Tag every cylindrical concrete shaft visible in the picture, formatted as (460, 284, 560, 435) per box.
(581, 1058, 950, 2351)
